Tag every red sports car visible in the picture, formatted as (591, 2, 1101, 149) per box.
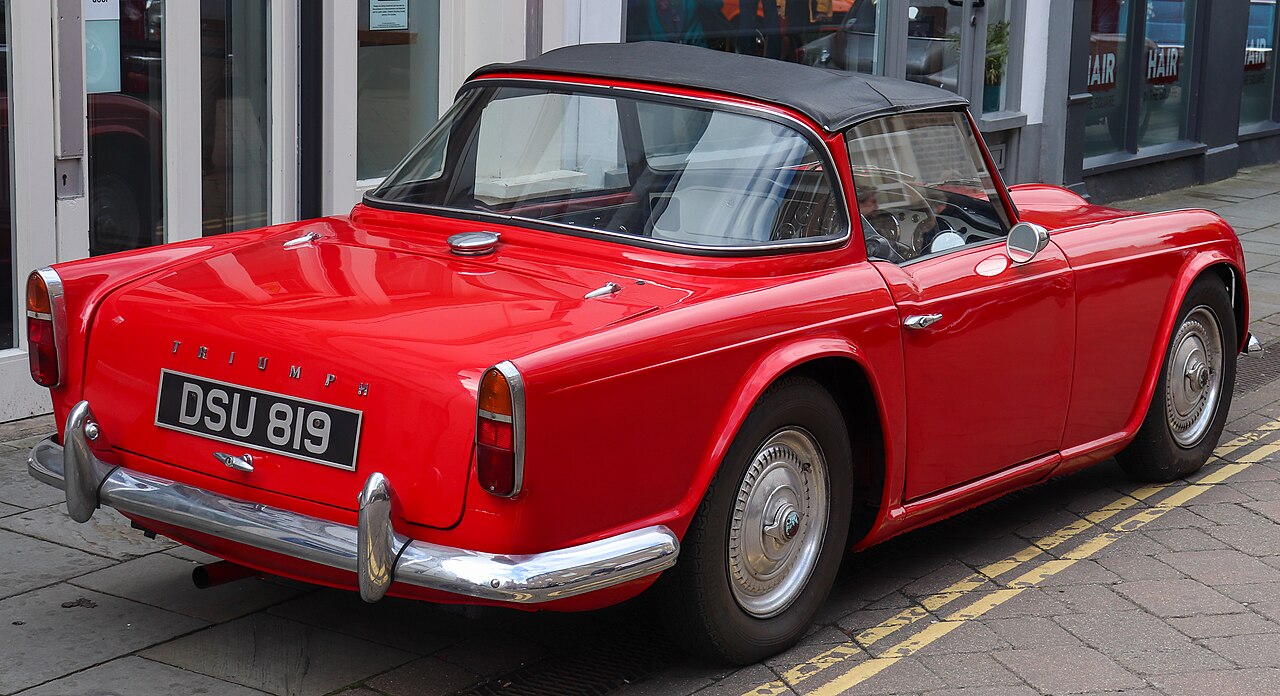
(25, 42, 1259, 663)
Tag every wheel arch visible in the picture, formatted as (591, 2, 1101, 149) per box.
(1127, 254, 1245, 439)
(695, 337, 891, 548)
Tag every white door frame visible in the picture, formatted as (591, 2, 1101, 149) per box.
(324, 0, 573, 213)
(168, 0, 299, 243)
(0, 0, 60, 421)
(0, 0, 301, 422)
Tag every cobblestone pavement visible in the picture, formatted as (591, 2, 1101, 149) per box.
(5, 168, 1280, 696)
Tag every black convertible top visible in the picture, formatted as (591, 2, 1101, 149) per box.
(467, 41, 968, 132)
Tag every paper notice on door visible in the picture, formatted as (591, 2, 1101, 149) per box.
(83, 0, 120, 22)
(84, 0, 122, 94)
(370, 0, 409, 31)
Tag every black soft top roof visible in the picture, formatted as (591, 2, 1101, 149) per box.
(467, 41, 968, 132)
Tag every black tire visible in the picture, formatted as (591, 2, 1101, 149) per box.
(89, 135, 157, 256)
(1117, 277, 1237, 482)
(658, 376, 853, 664)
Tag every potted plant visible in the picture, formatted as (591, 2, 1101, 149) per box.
(985, 20, 1011, 112)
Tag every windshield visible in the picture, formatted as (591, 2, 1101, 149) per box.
(370, 84, 849, 251)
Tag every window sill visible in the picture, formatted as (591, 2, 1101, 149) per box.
(977, 111, 1028, 133)
(1082, 140, 1208, 176)
(1239, 121, 1280, 142)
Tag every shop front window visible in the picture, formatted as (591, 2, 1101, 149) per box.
(902, 1, 962, 92)
(1084, 0, 1132, 157)
(799, 0, 886, 75)
(87, 0, 165, 256)
(625, 1, 860, 71)
(356, 0, 441, 182)
(0, 0, 10, 349)
(983, 0, 1012, 113)
(201, 0, 270, 236)
(1241, 0, 1277, 130)
(1139, 0, 1194, 148)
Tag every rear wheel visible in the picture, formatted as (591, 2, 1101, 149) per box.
(1117, 278, 1236, 481)
(659, 377, 852, 664)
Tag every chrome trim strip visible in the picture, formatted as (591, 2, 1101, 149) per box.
(476, 409, 513, 424)
(32, 267, 68, 388)
(368, 78, 853, 256)
(29, 405, 679, 604)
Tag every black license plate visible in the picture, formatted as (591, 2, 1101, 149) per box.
(155, 370, 362, 471)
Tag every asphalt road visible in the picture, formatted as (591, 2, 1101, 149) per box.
(5, 166, 1280, 695)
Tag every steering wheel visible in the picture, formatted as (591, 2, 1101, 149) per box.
(860, 215, 906, 263)
(889, 182, 939, 258)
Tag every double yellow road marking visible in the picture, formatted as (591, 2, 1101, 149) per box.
(745, 420, 1280, 696)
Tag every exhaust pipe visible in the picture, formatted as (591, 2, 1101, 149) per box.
(192, 560, 257, 589)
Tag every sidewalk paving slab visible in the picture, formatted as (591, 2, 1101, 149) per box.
(0, 449, 62, 509)
(0, 505, 175, 560)
(140, 613, 416, 696)
(69, 552, 304, 623)
(0, 528, 113, 601)
(0, 584, 207, 694)
(14, 656, 270, 696)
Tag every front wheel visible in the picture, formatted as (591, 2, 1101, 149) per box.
(658, 377, 853, 664)
(1117, 278, 1237, 482)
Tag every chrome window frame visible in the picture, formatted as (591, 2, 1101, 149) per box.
(365, 79, 853, 257)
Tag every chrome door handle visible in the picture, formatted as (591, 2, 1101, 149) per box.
(904, 313, 943, 330)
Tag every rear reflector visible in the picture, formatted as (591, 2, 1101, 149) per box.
(476, 362, 525, 498)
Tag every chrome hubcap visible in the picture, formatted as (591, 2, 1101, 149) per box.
(1166, 306, 1224, 448)
(728, 428, 829, 618)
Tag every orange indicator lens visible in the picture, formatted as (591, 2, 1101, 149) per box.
(26, 272, 50, 315)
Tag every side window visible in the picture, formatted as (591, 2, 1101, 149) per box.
(473, 91, 629, 206)
(845, 112, 1011, 264)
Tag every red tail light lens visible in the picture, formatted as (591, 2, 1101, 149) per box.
(26, 269, 64, 388)
(476, 363, 524, 497)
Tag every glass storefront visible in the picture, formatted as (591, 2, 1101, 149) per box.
(201, 1, 270, 235)
(625, 1, 1017, 123)
(1241, 0, 1277, 130)
(793, 1, 885, 76)
(1083, 0, 1196, 158)
(1139, 0, 1194, 148)
(87, 0, 165, 256)
(0, 0, 10, 350)
(356, 0, 441, 182)
(984, 0, 1012, 113)
(1084, 0, 1133, 157)
(902, 1, 962, 93)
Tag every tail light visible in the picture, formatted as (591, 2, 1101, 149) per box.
(26, 268, 66, 388)
(476, 361, 525, 498)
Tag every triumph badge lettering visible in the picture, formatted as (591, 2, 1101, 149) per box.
(156, 370, 362, 470)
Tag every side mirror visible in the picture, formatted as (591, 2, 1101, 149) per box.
(1006, 222, 1050, 265)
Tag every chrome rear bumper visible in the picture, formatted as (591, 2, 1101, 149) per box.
(29, 401, 679, 603)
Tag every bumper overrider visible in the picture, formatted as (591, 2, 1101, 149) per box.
(28, 401, 680, 603)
